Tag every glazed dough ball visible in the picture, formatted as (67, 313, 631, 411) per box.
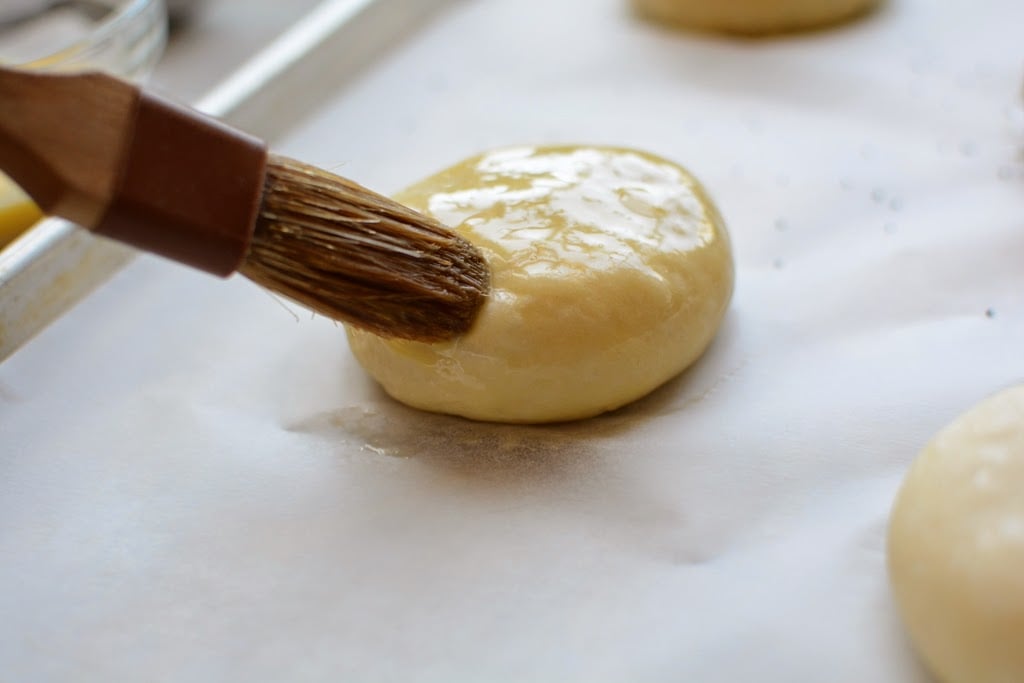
(888, 385, 1024, 683)
(346, 146, 734, 423)
(633, 0, 880, 35)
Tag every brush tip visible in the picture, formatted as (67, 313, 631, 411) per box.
(239, 155, 489, 342)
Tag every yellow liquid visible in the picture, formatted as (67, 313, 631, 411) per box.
(0, 173, 43, 250)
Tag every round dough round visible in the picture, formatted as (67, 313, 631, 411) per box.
(888, 385, 1024, 683)
(346, 146, 734, 423)
(632, 0, 880, 35)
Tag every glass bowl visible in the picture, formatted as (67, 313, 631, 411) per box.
(0, 0, 168, 249)
(0, 0, 167, 77)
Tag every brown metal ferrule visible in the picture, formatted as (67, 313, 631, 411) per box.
(93, 92, 268, 277)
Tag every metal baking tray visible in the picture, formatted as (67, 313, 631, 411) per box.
(0, 0, 450, 361)
(4, 0, 1024, 678)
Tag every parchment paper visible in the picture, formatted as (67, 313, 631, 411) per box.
(3, 0, 1024, 680)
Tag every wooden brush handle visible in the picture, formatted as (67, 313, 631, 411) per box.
(0, 68, 132, 228)
(0, 67, 268, 276)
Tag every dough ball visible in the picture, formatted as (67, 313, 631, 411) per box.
(346, 146, 734, 423)
(888, 385, 1024, 683)
(632, 0, 880, 35)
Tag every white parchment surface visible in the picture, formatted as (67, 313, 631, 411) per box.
(3, 0, 1024, 680)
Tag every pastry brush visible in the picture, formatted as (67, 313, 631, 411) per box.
(0, 66, 489, 342)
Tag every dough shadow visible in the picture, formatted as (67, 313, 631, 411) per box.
(879, 595, 938, 682)
(288, 312, 744, 489)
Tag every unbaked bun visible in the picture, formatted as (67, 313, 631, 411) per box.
(346, 145, 734, 423)
(888, 385, 1024, 683)
(633, 0, 880, 35)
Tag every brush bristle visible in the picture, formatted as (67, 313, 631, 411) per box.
(239, 155, 489, 342)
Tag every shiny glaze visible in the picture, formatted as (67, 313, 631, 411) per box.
(403, 146, 717, 282)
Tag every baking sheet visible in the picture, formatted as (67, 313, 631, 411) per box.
(3, 0, 1024, 680)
